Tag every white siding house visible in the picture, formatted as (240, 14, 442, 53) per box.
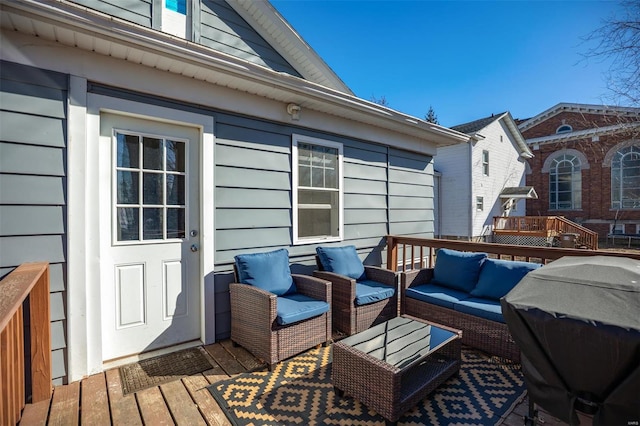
(435, 113, 534, 240)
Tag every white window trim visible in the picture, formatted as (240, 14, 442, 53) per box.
(292, 134, 344, 245)
(476, 196, 484, 211)
(482, 150, 489, 176)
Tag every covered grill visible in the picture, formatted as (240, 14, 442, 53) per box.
(501, 256, 640, 425)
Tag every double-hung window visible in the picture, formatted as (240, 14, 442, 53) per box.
(292, 134, 343, 244)
(482, 150, 489, 176)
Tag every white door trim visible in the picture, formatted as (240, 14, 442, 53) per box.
(68, 91, 214, 379)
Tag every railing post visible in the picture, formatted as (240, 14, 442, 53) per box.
(30, 266, 52, 402)
(386, 235, 398, 271)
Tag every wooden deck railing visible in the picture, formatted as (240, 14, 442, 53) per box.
(386, 235, 639, 272)
(493, 216, 599, 250)
(0, 262, 52, 425)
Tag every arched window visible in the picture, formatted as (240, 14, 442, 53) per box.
(556, 124, 572, 134)
(549, 154, 581, 209)
(611, 145, 640, 209)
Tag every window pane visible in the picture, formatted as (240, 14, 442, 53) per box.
(143, 208, 163, 240)
(117, 134, 139, 168)
(143, 172, 163, 205)
(299, 189, 333, 204)
(166, 174, 185, 205)
(117, 171, 139, 204)
(299, 164, 311, 186)
(167, 208, 185, 238)
(298, 209, 332, 237)
(117, 207, 139, 241)
(312, 168, 323, 187)
(143, 137, 163, 170)
(298, 143, 311, 165)
(166, 140, 185, 172)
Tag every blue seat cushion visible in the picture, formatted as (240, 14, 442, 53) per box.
(234, 248, 296, 296)
(432, 248, 487, 293)
(276, 293, 330, 326)
(316, 245, 366, 280)
(405, 283, 469, 309)
(454, 297, 505, 323)
(471, 258, 542, 300)
(354, 280, 395, 306)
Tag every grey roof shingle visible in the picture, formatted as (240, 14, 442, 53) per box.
(451, 112, 507, 134)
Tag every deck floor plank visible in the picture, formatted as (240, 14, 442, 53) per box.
(135, 386, 173, 425)
(80, 373, 110, 425)
(105, 368, 143, 426)
(19, 398, 50, 425)
(160, 379, 207, 426)
(203, 343, 246, 376)
(47, 381, 79, 426)
(183, 374, 231, 426)
(220, 340, 265, 371)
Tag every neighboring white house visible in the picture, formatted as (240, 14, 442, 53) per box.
(435, 112, 535, 240)
(0, 0, 468, 384)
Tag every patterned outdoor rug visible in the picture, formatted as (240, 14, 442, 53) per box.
(119, 347, 213, 395)
(208, 346, 526, 425)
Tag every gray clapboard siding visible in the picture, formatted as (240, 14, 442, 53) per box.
(216, 209, 291, 230)
(0, 206, 65, 236)
(0, 111, 66, 147)
(199, 0, 299, 74)
(390, 221, 434, 235)
(390, 209, 434, 223)
(1, 61, 68, 385)
(345, 209, 387, 224)
(389, 168, 431, 185)
(0, 175, 66, 205)
(0, 143, 65, 176)
(344, 177, 387, 195)
(344, 194, 387, 209)
(215, 144, 290, 172)
(344, 223, 388, 240)
(69, 0, 152, 27)
(215, 187, 291, 208)
(389, 182, 433, 197)
(215, 228, 291, 252)
(215, 166, 290, 190)
(344, 162, 387, 181)
(389, 195, 432, 210)
(344, 147, 388, 167)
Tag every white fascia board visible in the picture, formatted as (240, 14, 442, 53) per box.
(501, 113, 533, 158)
(226, 0, 353, 95)
(1, 0, 468, 149)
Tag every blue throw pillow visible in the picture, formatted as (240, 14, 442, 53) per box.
(234, 248, 296, 296)
(432, 248, 487, 293)
(316, 245, 366, 280)
(471, 258, 541, 300)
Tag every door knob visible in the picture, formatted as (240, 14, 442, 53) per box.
(190, 244, 198, 252)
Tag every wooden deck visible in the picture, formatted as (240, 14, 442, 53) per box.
(18, 340, 583, 426)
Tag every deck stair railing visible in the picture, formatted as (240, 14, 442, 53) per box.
(492, 216, 599, 250)
(0, 262, 52, 425)
(386, 235, 637, 272)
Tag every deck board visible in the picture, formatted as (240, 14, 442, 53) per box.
(105, 368, 143, 425)
(18, 341, 575, 426)
(80, 372, 110, 425)
(161, 379, 207, 426)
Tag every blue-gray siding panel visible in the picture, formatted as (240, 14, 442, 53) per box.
(0, 62, 68, 385)
(199, 0, 299, 75)
(68, 0, 152, 26)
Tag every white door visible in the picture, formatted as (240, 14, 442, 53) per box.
(99, 113, 201, 361)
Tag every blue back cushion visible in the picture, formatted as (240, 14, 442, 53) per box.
(234, 248, 296, 296)
(316, 245, 366, 280)
(471, 258, 541, 300)
(432, 248, 487, 293)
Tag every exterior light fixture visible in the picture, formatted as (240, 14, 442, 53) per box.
(287, 103, 301, 120)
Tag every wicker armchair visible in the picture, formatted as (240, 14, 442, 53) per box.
(230, 250, 332, 371)
(313, 250, 398, 336)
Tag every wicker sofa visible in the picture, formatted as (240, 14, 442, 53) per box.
(401, 248, 541, 362)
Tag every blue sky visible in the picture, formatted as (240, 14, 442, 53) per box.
(270, 0, 623, 127)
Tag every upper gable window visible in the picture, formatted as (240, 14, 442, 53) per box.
(162, 0, 188, 38)
(556, 124, 573, 134)
(292, 134, 344, 244)
(482, 150, 489, 176)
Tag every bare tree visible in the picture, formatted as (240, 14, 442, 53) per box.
(370, 95, 390, 107)
(582, 1, 640, 106)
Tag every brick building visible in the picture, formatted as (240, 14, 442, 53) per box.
(518, 103, 640, 238)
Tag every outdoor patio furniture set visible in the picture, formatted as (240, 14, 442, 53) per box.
(230, 245, 537, 422)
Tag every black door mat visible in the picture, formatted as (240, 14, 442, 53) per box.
(119, 347, 213, 395)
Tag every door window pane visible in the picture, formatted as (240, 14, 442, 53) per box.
(143, 137, 163, 170)
(114, 132, 188, 242)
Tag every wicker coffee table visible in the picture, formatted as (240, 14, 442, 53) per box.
(332, 315, 462, 423)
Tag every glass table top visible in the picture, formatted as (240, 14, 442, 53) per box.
(337, 316, 459, 370)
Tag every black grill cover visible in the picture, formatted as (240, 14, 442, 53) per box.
(501, 256, 640, 425)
